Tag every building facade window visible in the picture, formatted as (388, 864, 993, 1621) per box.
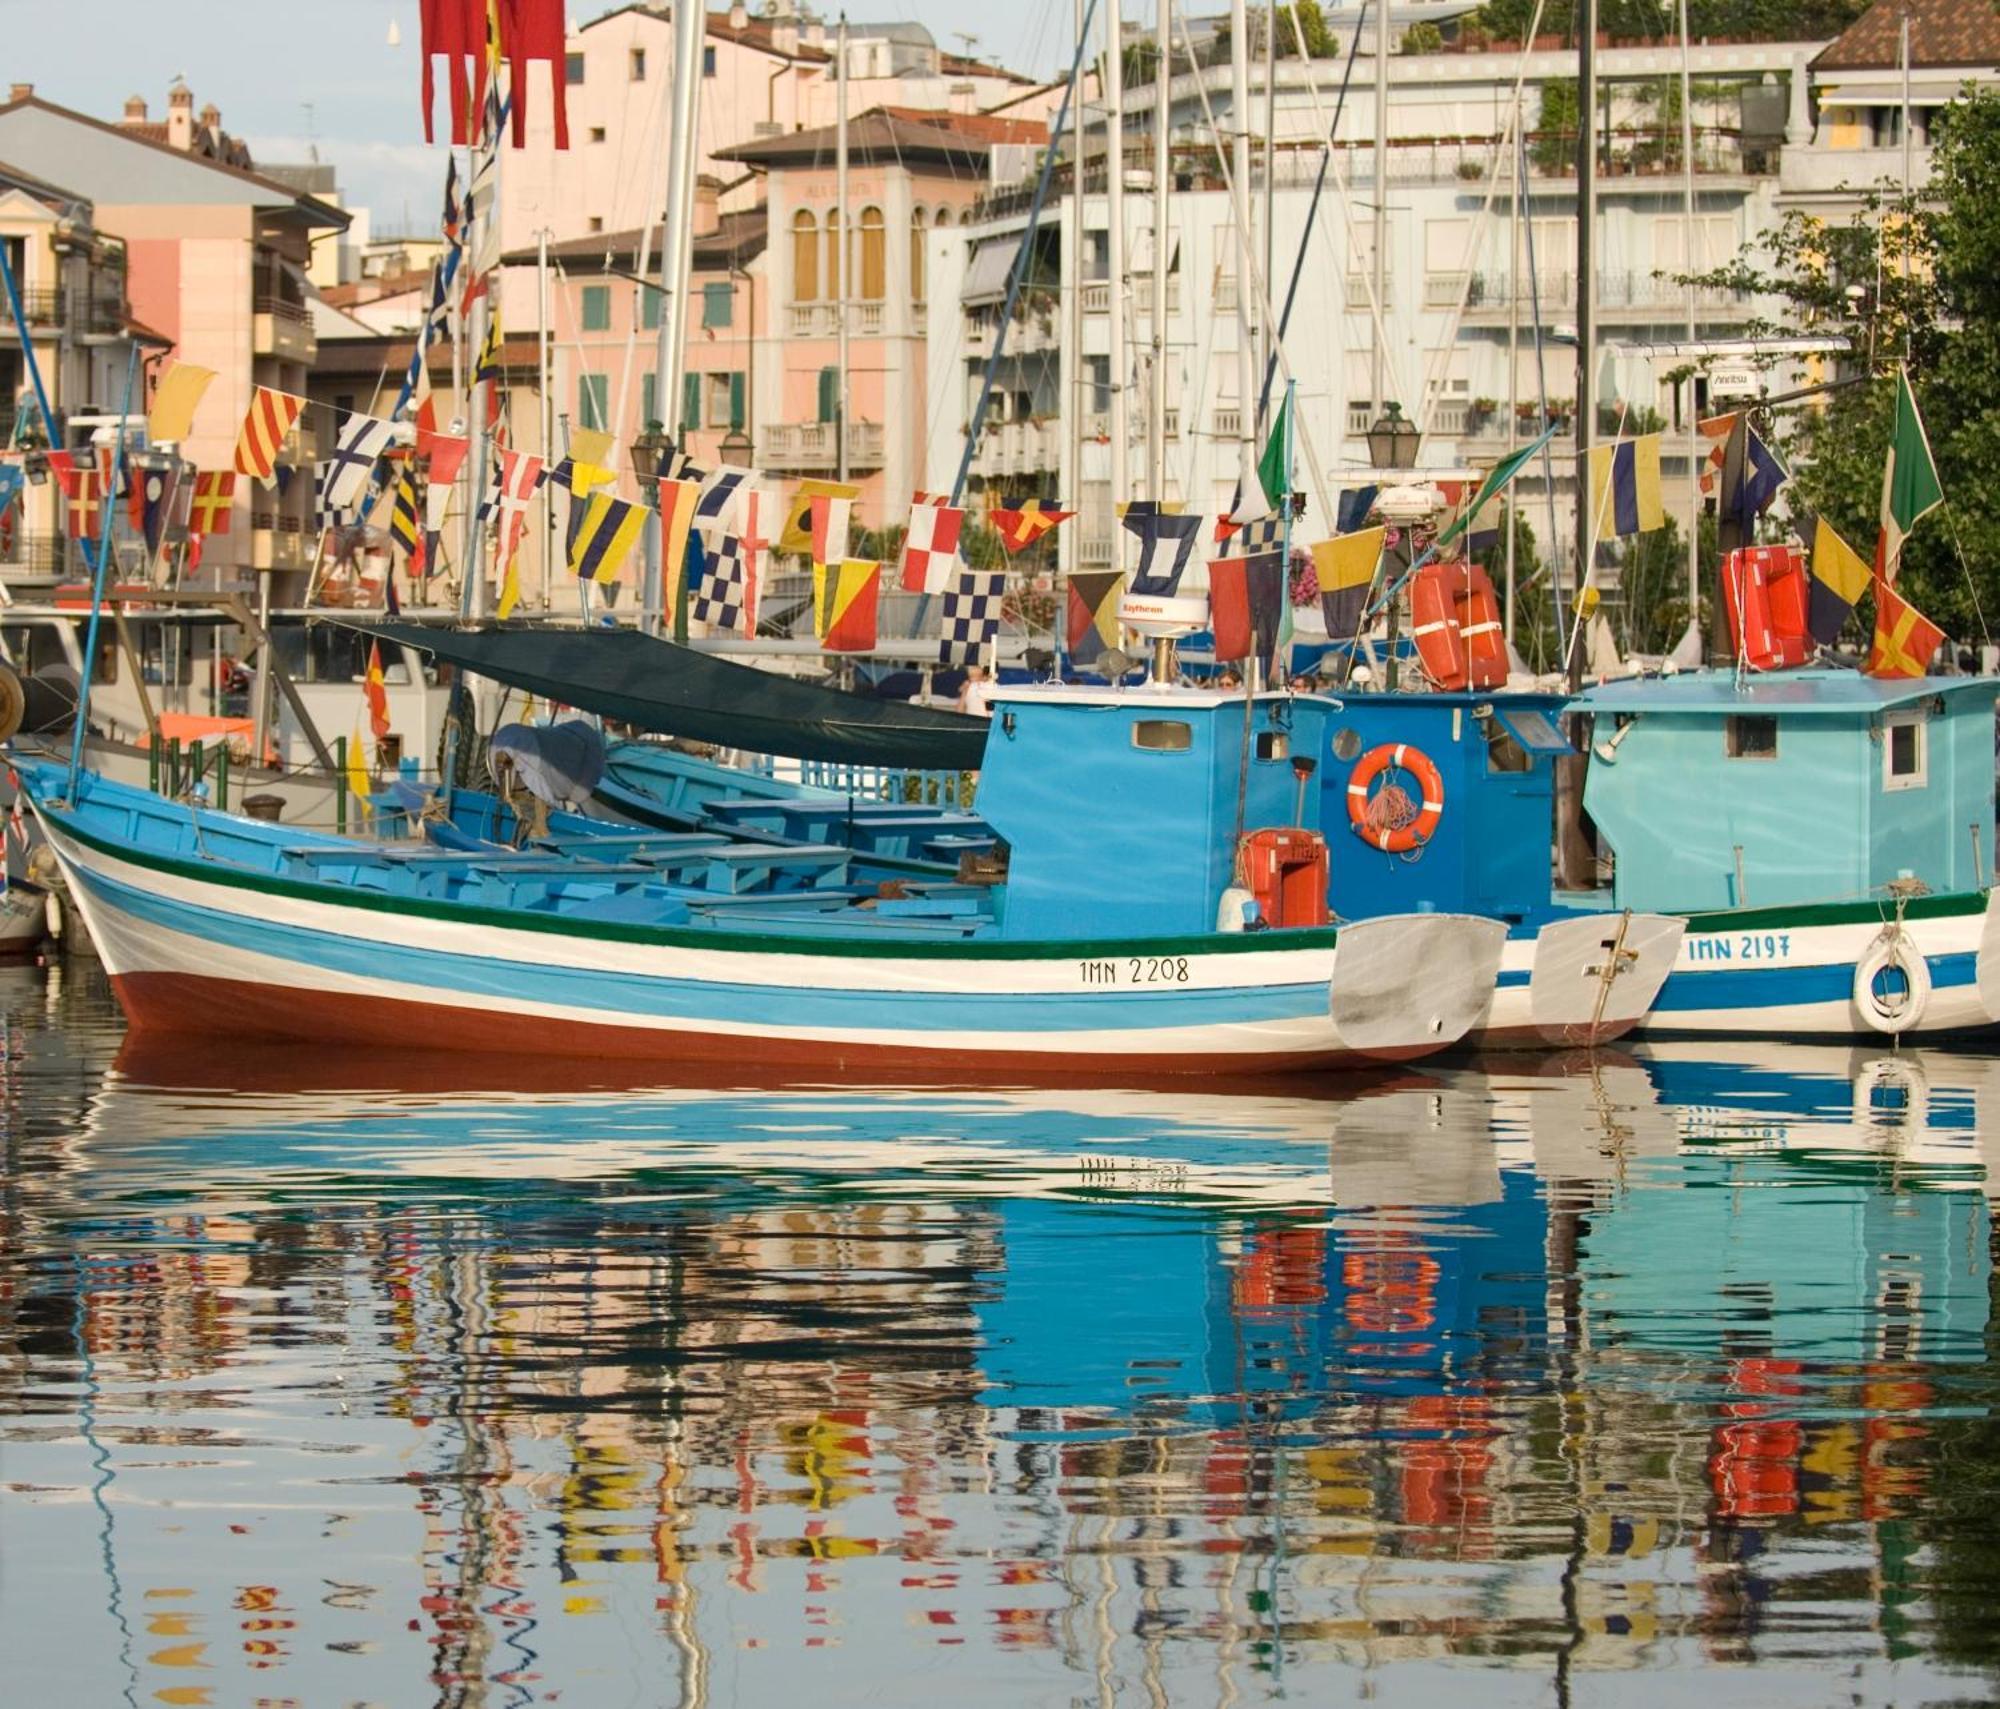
(642, 285, 662, 330)
(681, 372, 701, 434)
(579, 373, 609, 432)
(565, 51, 584, 84)
(817, 365, 839, 423)
(581, 284, 611, 331)
(824, 210, 842, 303)
(859, 207, 886, 301)
(909, 207, 927, 301)
(641, 371, 656, 426)
(703, 45, 717, 76)
(705, 371, 746, 429)
(701, 280, 733, 328)
(630, 47, 646, 80)
(791, 210, 818, 302)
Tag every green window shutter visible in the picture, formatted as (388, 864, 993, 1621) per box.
(579, 374, 608, 431)
(641, 372, 656, 428)
(581, 284, 610, 332)
(817, 366, 838, 423)
(701, 281, 733, 329)
(728, 371, 746, 431)
(641, 286, 661, 331)
(682, 372, 701, 434)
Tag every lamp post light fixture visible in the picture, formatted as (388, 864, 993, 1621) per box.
(1365, 400, 1419, 471)
(627, 419, 689, 640)
(717, 426, 752, 464)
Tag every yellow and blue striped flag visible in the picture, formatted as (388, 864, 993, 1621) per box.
(1588, 435, 1665, 540)
(568, 491, 646, 586)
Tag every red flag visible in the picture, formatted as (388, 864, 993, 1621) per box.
(421, 0, 569, 148)
(190, 470, 237, 535)
(421, 429, 472, 489)
(64, 469, 104, 540)
(990, 499, 1074, 554)
(1863, 578, 1945, 679)
(364, 641, 392, 739)
(43, 449, 78, 498)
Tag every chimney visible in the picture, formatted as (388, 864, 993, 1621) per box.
(166, 80, 194, 150)
(120, 94, 149, 126)
(728, 0, 748, 26)
(770, 8, 798, 55)
(801, 18, 825, 48)
(692, 174, 722, 237)
(7, 83, 32, 104)
(198, 101, 221, 132)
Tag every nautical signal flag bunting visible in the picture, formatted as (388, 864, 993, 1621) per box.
(1865, 577, 1945, 679)
(1877, 366, 1943, 586)
(990, 498, 1073, 554)
(1807, 516, 1871, 645)
(234, 387, 306, 483)
(1588, 435, 1665, 540)
(568, 492, 646, 585)
(779, 479, 860, 555)
(190, 470, 236, 536)
(814, 559, 880, 653)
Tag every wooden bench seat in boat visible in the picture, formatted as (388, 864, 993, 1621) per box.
(637, 843, 853, 894)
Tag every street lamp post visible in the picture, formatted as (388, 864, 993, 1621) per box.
(1365, 403, 1420, 690)
(630, 421, 689, 641)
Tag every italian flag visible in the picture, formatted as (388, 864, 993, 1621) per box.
(1875, 366, 1943, 586)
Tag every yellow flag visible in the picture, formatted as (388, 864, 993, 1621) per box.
(496, 550, 522, 618)
(779, 478, 862, 555)
(1309, 527, 1385, 593)
(569, 427, 615, 496)
(346, 726, 372, 806)
(146, 362, 216, 444)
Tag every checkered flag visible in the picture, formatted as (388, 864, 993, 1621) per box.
(688, 529, 749, 632)
(1235, 516, 1285, 555)
(938, 566, 1005, 666)
(314, 459, 360, 532)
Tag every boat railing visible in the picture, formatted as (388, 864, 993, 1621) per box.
(748, 753, 977, 810)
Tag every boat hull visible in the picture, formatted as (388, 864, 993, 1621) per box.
(35, 793, 1488, 1075)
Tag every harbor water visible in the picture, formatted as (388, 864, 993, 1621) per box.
(4, 963, 1999, 1706)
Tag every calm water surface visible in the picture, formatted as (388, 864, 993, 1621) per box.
(4, 963, 2000, 1707)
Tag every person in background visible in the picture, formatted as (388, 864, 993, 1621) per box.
(957, 663, 996, 718)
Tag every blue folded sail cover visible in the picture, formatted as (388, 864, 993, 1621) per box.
(349, 621, 991, 771)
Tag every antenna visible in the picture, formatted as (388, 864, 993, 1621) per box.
(302, 100, 319, 164)
(953, 31, 980, 59)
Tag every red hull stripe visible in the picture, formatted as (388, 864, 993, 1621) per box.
(111, 971, 1421, 1078)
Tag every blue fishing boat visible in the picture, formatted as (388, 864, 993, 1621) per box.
(16, 681, 1525, 1074)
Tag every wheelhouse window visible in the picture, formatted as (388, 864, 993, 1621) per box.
(1133, 719, 1192, 752)
(1883, 711, 1928, 790)
(1726, 715, 1778, 759)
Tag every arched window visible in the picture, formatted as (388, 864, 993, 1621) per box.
(910, 206, 927, 302)
(859, 207, 886, 302)
(824, 209, 842, 303)
(791, 209, 818, 302)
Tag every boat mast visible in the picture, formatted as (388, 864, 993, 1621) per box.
(836, 13, 850, 487)
(1105, 0, 1129, 521)
(1062, 0, 1088, 677)
(1370, 0, 1389, 420)
(1229, 0, 1255, 513)
(538, 225, 553, 609)
(1572, 0, 1596, 694)
(1147, 0, 1168, 502)
(652, 0, 704, 638)
(1505, 88, 1520, 646)
(1678, 0, 1698, 646)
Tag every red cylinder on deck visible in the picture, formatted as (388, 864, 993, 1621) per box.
(1239, 828, 1330, 928)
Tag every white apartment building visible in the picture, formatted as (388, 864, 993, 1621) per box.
(925, 27, 1829, 584)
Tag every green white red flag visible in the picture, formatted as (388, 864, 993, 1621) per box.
(1875, 365, 1943, 586)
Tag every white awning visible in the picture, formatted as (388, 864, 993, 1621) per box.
(961, 241, 1020, 305)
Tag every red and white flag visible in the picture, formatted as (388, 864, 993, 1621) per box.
(808, 491, 852, 568)
(899, 498, 964, 593)
(495, 447, 545, 567)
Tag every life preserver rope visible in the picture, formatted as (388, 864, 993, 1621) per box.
(1345, 743, 1445, 854)
(1853, 923, 1930, 1034)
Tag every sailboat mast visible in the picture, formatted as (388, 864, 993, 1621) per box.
(1229, 0, 1255, 500)
(836, 13, 850, 485)
(538, 226, 553, 609)
(1063, 0, 1088, 677)
(1678, 0, 1698, 641)
(653, 0, 704, 637)
(1572, 0, 1597, 694)
(1370, 0, 1388, 417)
(1147, 0, 1168, 499)
(1105, 0, 1129, 517)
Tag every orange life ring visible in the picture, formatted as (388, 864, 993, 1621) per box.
(1345, 743, 1445, 853)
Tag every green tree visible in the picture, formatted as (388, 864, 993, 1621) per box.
(1691, 87, 2000, 641)
(1400, 20, 1444, 54)
(1533, 78, 1579, 174)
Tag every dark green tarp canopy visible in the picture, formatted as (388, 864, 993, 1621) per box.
(351, 621, 991, 771)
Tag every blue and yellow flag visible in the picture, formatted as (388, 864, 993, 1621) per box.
(568, 491, 646, 585)
(1807, 516, 1870, 645)
(1587, 435, 1665, 540)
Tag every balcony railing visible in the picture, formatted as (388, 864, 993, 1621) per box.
(1461, 269, 1758, 314)
(758, 420, 886, 471)
(253, 293, 310, 324)
(0, 532, 66, 574)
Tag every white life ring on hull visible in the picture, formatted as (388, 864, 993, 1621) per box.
(1853, 927, 1931, 1035)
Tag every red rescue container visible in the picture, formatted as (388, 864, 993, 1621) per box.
(1409, 563, 1470, 690)
(1722, 545, 1814, 671)
(1238, 828, 1330, 928)
(1450, 563, 1510, 690)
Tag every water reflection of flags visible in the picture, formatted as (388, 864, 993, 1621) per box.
(814, 558, 880, 652)
(939, 566, 1005, 666)
(1123, 508, 1203, 597)
(1312, 527, 1386, 638)
(1066, 570, 1124, 665)
(990, 497, 1073, 554)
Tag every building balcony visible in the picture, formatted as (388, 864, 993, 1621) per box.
(1778, 142, 1933, 204)
(252, 295, 316, 363)
(249, 513, 309, 573)
(787, 302, 838, 337)
(971, 418, 1060, 480)
(758, 420, 885, 472)
(1458, 269, 1757, 321)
